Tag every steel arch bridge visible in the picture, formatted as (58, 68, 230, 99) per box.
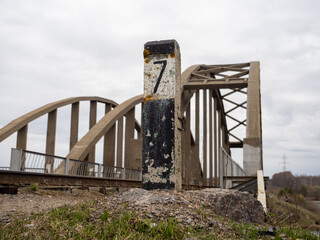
(0, 44, 262, 190)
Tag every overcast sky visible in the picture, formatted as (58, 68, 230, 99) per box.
(0, 0, 319, 177)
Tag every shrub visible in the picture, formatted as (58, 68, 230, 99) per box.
(30, 184, 37, 192)
(300, 185, 308, 197)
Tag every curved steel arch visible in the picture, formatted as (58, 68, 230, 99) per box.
(181, 63, 251, 146)
(67, 94, 144, 161)
(181, 64, 229, 144)
(0, 96, 118, 142)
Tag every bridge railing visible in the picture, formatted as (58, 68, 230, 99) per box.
(221, 147, 245, 188)
(9, 148, 142, 181)
(0, 167, 10, 170)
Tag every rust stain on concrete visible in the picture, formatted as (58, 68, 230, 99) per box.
(143, 49, 150, 59)
(144, 95, 152, 104)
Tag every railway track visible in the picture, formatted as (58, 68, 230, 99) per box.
(0, 170, 141, 188)
(0, 170, 210, 191)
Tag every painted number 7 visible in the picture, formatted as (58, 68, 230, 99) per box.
(153, 60, 167, 94)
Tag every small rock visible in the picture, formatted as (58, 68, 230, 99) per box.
(24, 224, 34, 229)
(2, 219, 10, 224)
(208, 220, 216, 227)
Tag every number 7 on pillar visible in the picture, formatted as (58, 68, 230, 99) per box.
(153, 60, 167, 94)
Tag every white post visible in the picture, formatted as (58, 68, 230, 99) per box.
(257, 170, 267, 211)
(122, 168, 126, 179)
(10, 148, 22, 171)
(46, 164, 52, 173)
(64, 158, 69, 175)
(98, 164, 102, 178)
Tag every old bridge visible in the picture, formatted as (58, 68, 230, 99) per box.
(0, 40, 263, 192)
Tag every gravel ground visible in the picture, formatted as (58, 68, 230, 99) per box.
(0, 187, 105, 226)
(0, 186, 265, 228)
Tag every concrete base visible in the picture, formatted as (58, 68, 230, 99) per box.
(243, 138, 262, 176)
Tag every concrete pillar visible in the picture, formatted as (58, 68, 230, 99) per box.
(116, 118, 123, 168)
(213, 99, 218, 186)
(124, 107, 135, 169)
(46, 110, 57, 156)
(185, 103, 191, 184)
(88, 101, 97, 163)
(16, 125, 27, 170)
(104, 123, 115, 166)
(218, 110, 223, 188)
(203, 90, 207, 184)
(46, 110, 57, 173)
(16, 125, 28, 150)
(70, 102, 79, 151)
(209, 90, 213, 186)
(142, 40, 181, 190)
(243, 62, 263, 176)
(195, 90, 200, 183)
(103, 104, 115, 166)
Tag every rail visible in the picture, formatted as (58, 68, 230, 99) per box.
(221, 148, 245, 188)
(10, 148, 141, 181)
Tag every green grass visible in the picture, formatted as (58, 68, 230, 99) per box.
(29, 184, 38, 192)
(1, 200, 318, 240)
(0, 202, 188, 239)
(1, 189, 319, 240)
(267, 192, 319, 228)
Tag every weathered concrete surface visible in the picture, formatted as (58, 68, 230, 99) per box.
(142, 40, 181, 190)
(142, 99, 175, 189)
(121, 188, 265, 224)
(243, 61, 263, 176)
(257, 170, 267, 211)
(243, 138, 262, 176)
(143, 44, 177, 99)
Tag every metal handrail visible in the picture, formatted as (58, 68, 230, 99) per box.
(10, 148, 141, 181)
(221, 147, 245, 188)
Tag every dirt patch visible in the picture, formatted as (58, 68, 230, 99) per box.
(0, 187, 105, 225)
